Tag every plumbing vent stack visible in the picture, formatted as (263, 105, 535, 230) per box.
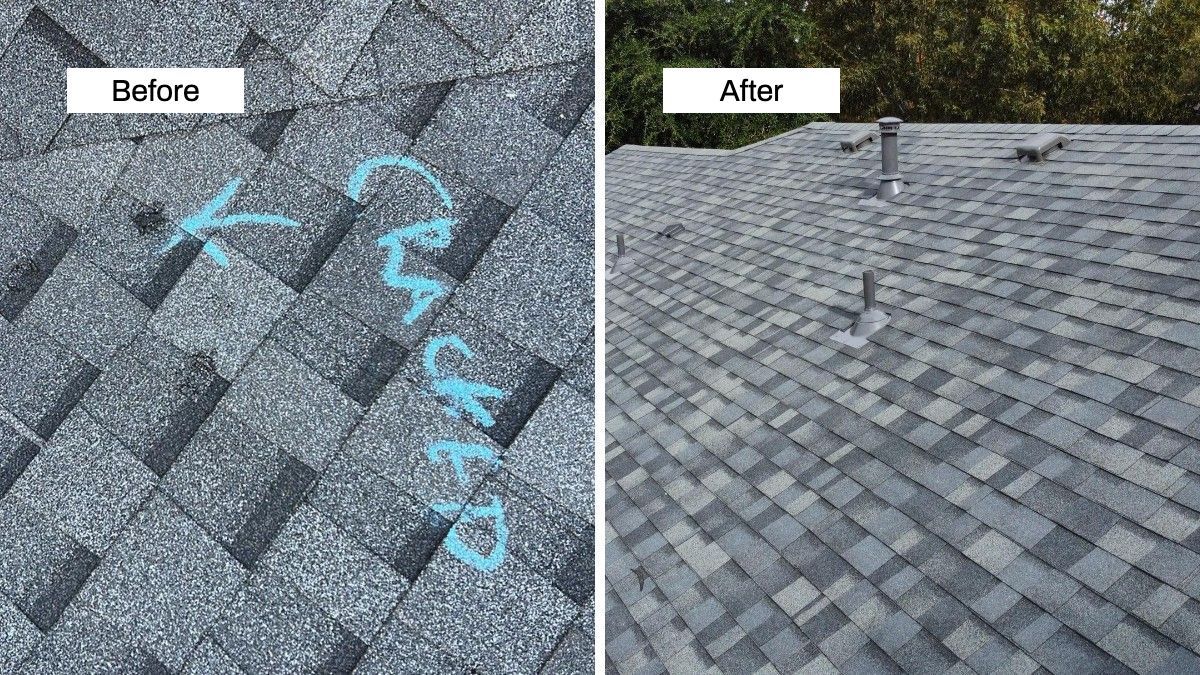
(607, 234, 635, 279)
(877, 117, 903, 200)
(832, 270, 891, 348)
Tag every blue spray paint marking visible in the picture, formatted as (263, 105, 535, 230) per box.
(346, 156, 514, 574)
(350, 155, 456, 324)
(161, 178, 300, 267)
(142, 157, 514, 574)
(426, 440, 499, 486)
(377, 217, 456, 324)
(432, 496, 508, 573)
(422, 335, 507, 427)
(346, 155, 453, 208)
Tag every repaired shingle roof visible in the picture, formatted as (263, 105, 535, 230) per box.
(0, 1, 593, 672)
(605, 122, 1200, 674)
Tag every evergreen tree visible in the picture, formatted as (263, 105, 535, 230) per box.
(606, 0, 1200, 151)
(605, 0, 820, 151)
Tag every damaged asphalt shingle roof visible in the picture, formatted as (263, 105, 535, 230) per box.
(0, 0, 594, 672)
(605, 123, 1200, 674)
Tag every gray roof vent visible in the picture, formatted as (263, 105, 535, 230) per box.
(832, 270, 890, 348)
(655, 224, 684, 239)
(876, 117, 903, 200)
(1015, 133, 1068, 162)
(840, 130, 876, 153)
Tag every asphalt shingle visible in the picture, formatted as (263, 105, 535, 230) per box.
(0, 2, 593, 669)
(607, 122, 1200, 672)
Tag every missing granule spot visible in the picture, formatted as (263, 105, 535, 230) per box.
(132, 202, 167, 235)
(178, 349, 219, 398)
(5, 258, 40, 292)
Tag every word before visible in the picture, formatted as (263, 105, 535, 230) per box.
(720, 78, 783, 102)
(113, 78, 200, 102)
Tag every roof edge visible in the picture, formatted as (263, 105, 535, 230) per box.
(608, 123, 822, 158)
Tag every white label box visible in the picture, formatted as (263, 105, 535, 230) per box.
(67, 68, 245, 114)
(662, 68, 840, 114)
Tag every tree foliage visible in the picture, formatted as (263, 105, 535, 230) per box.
(606, 0, 1200, 151)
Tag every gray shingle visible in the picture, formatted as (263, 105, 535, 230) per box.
(413, 81, 562, 206)
(210, 570, 368, 673)
(0, 3, 593, 669)
(220, 339, 361, 470)
(606, 121, 1200, 672)
(72, 494, 245, 670)
(454, 207, 593, 366)
(149, 248, 296, 379)
(257, 503, 407, 639)
(390, 547, 577, 670)
(5, 409, 154, 553)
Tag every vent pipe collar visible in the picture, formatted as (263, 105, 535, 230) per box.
(832, 270, 890, 348)
(877, 117, 903, 200)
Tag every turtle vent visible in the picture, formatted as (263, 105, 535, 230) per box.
(1015, 133, 1068, 162)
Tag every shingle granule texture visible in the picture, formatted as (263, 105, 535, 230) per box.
(605, 123, 1200, 674)
(0, 1, 594, 671)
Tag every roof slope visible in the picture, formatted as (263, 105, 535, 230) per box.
(0, 1, 593, 672)
(605, 122, 1200, 674)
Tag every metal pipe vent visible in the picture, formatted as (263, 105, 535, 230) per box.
(832, 270, 890, 348)
(876, 117, 903, 200)
(607, 234, 635, 279)
(655, 224, 684, 239)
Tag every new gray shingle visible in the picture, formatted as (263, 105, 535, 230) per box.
(607, 122, 1200, 672)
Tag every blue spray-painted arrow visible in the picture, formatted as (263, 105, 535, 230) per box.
(161, 178, 299, 267)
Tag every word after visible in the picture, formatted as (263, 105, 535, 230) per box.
(662, 67, 839, 113)
(720, 78, 783, 102)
